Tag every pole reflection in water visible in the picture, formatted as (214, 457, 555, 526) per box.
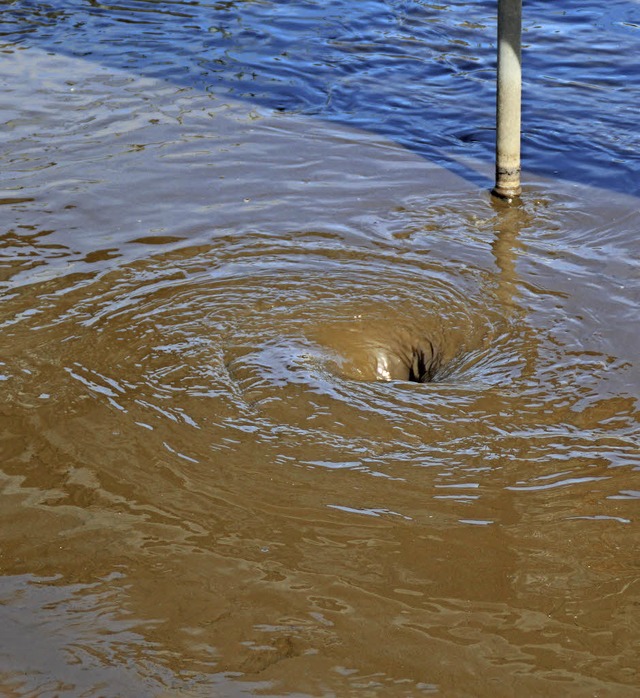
(490, 197, 528, 312)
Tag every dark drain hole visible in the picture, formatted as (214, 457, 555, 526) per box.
(406, 342, 441, 384)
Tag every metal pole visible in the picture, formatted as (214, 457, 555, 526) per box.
(492, 0, 522, 200)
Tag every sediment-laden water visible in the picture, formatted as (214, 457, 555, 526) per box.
(1, 2, 639, 696)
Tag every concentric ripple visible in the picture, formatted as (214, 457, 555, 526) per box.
(4, 232, 529, 458)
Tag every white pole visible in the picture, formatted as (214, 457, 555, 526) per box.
(493, 0, 522, 200)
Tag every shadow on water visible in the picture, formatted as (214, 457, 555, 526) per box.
(1, 0, 639, 197)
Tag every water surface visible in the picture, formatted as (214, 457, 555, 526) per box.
(1, 2, 639, 696)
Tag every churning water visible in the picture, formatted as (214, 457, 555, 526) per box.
(1, 1, 639, 696)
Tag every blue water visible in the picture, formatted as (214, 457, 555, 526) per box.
(2, 0, 639, 194)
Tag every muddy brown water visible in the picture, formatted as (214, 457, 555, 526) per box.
(2, 5, 640, 697)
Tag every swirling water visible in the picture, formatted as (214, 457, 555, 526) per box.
(1, 1, 639, 696)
